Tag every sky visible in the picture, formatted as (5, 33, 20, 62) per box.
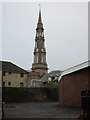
(1, 1, 88, 72)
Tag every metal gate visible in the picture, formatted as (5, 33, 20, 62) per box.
(81, 89, 90, 120)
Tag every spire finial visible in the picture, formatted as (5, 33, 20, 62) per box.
(39, 4, 41, 11)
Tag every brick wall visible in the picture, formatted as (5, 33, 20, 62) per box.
(59, 67, 89, 107)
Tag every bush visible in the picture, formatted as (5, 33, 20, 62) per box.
(43, 81, 58, 88)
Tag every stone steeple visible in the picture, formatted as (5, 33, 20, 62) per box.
(31, 7, 48, 78)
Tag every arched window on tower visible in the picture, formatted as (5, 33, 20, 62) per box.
(35, 42, 37, 48)
(39, 32, 42, 37)
(36, 32, 39, 37)
(41, 56, 43, 63)
(42, 32, 44, 37)
(37, 56, 38, 63)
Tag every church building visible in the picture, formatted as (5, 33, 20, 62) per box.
(29, 8, 48, 81)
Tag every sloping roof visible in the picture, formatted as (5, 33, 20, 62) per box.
(0, 61, 2, 71)
(41, 70, 61, 82)
(0, 61, 28, 74)
(58, 60, 90, 82)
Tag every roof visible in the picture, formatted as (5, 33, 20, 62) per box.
(58, 60, 90, 82)
(0, 62, 2, 71)
(38, 9, 42, 24)
(0, 61, 28, 74)
(41, 70, 61, 82)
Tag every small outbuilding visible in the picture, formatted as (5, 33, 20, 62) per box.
(41, 70, 61, 83)
(58, 61, 90, 107)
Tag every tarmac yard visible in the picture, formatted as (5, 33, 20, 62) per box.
(4, 102, 81, 119)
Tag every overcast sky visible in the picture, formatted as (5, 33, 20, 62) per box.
(1, 2, 88, 72)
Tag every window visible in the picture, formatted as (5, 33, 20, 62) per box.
(20, 82, 24, 87)
(20, 73, 23, 77)
(2, 82, 5, 87)
(36, 32, 39, 37)
(39, 33, 42, 36)
(37, 56, 38, 63)
(8, 82, 11, 86)
(9, 72, 11, 75)
(41, 56, 43, 63)
(3, 71, 5, 76)
(35, 42, 37, 48)
(42, 32, 44, 37)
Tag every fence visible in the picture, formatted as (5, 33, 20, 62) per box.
(81, 89, 90, 120)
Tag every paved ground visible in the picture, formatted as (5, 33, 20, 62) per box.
(4, 102, 81, 119)
(0, 98, 2, 120)
(0, 108, 1, 120)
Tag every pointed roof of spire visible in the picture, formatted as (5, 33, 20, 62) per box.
(38, 4, 42, 24)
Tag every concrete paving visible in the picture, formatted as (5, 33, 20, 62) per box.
(4, 102, 81, 119)
(0, 108, 2, 120)
(0, 98, 2, 120)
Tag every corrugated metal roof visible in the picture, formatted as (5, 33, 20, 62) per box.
(58, 61, 90, 82)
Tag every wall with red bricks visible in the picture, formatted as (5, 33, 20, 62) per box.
(59, 67, 90, 107)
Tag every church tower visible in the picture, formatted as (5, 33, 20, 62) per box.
(31, 7, 48, 78)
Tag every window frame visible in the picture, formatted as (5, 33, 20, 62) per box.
(20, 82, 24, 87)
(20, 73, 24, 77)
(8, 82, 11, 86)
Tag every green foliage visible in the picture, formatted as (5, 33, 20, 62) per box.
(43, 81, 58, 88)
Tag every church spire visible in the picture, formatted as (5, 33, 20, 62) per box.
(31, 5, 48, 77)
